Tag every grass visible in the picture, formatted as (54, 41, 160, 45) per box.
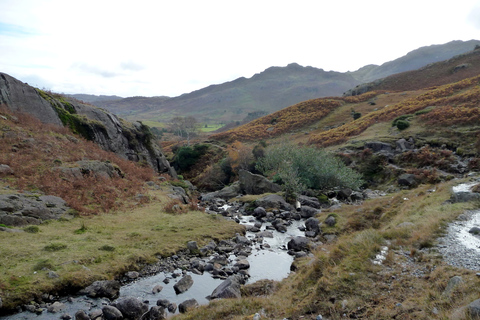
(0, 189, 244, 309)
(200, 124, 224, 132)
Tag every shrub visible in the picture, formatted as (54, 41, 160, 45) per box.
(396, 119, 410, 130)
(23, 225, 40, 233)
(256, 142, 363, 199)
(44, 243, 67, 252)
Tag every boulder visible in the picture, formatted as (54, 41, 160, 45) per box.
(255, 194, 294, 211)
(142, 306, 167, 320)
(239, 170, 282, 195)
(74, 310, 90, 320)
(396, 138, 414, 152)
(469, 227, 480, 235)
(287, 236, 310, 252)
(178, 299, 199, 313)
(102, 305, 123, 320)
(364, 141, 393, 153)
(167, 303, 177, 313)
(298, 195, 321, 209)
(324, 215, 336, 227)
(305, 217, 321, 237)
(47, 302, 66, 313)
(468, 298, 480, 319)
(300, 206, 319, 219)
(398, 173, 417, 188)
(442, 276, 463, 297)
(234, 259, 250, 270)
(173, 275, 194, 294)
(0, 164, 13, 175)
(210, 275, 244, 299)
(78, 280, 121, 300)
(152, 284, 164, 294)
(113, 297, 149, 320)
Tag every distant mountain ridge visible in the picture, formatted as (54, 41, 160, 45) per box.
(74, 40, 480, 125)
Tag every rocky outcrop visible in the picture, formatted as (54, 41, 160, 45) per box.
(0, 193, 73, 226)
(0, 72, 175, 177)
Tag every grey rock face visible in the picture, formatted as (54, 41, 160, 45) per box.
(78, 280, 121, 300)
(0, 73, 63, 126)
(0, 193, 72, 226)
(398, 173, 417, 187)
(173, 275, 194, 294)
(0, 72, 175, 176)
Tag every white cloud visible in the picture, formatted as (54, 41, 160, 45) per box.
(1, 0, 479, 97)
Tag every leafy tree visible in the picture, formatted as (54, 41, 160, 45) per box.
(168, 116, 199, 145)
(256, 142, 363, 200)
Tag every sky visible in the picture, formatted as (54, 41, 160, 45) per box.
(1, 0, 480, 98)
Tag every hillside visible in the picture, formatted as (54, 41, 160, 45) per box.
(88, 40, 480, 127)
(345, 45, 480, 96)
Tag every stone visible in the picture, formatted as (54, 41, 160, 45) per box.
(253, 206, 267, 219)
(238, 170, 282, 195)
(74, 310, 90, 320)
(396, 138, 414, 152)
(187, 241, 198, 252)
(126, 271, 139, 279)
(324, 215, 336, 227)
(113, 297, 148, 320)
(442, 276, 463, 297)
(255, 194, 294, 211)
(178, 299, 199, 313)
(167, 303, 177, 313)
(234, 259, 250, 270)
(47, 302, 66, 313)
(398, 173, 417, 187)
(174, 275, 194, 294)
(469, 227, 480, 235)
(210, 275, 244, 299)
(143, 306, 167, 320)
(152, 284, 163, 294)
(336, 188, 352, 201)
(287, 236, 310, 252)
(78, 280, 121, 300)
(298, 195, 321, 208)
(300, 206, 319, 219)
(60, 314, 72, 320)
(364, 141, 393, 153)
(305, 217, 320, 236)
(89, 309, 103, 320)
(0, 164, 13, 175)
(102, 305, 123, 320)
(468, 298, 480, 318)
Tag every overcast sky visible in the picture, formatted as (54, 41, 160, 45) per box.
(1, 0, 479, 98)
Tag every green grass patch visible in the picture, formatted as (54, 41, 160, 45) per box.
(199, 123, 224, 132)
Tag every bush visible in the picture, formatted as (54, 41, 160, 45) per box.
(256, 142, 363, 200)
(396, 119, 410, 130)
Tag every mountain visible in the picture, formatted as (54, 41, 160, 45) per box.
(90, 40, 480, 126)
(67, 93, 124, 104)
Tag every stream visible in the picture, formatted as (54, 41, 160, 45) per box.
(1, 211, 306, 319)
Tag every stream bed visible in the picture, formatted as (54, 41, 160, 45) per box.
(1, 212, 307, 319)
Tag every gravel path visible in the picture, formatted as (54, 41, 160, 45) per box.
(437, 209, 480, 271)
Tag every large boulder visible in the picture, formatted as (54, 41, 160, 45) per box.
(112, 297, 149, 320)
(468, 298, 480, 319)
(305, 217, 321, 237)
(287, 236, 310, 252)
(173, 275, 194, 294)
(210, 275, 244, 299)
(78, 280, 121, 300)
(239, 170, 282, 195)
(142, 306, 167, 320)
